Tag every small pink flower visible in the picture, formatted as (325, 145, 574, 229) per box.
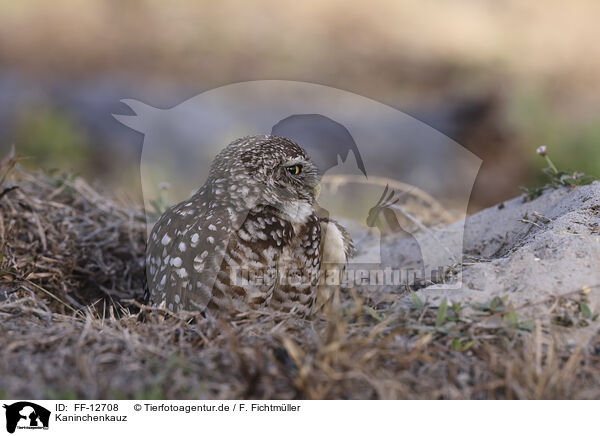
(158, 182, 170, 191)
(536, 146, 547, 157)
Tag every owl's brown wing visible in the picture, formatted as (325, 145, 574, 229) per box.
(145, 188, 237, 312)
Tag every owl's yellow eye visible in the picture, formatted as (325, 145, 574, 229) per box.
(286, 164, 302, 175)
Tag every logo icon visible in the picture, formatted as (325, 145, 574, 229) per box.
(3, 402, 50, 434)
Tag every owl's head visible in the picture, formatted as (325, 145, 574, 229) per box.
(208, 135, 320, 220)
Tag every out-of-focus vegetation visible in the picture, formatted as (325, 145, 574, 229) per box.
(0, 0, 599, 208)
(14, 108, 91, 173)
(508, 90, 600, 184)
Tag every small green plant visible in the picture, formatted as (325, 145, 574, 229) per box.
(521, 146, 598, 201)
(435, 298, 448, 328)
(449, 337, 475, 352)
(147, 182, 172, 220)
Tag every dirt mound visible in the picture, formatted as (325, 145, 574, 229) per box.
(379, 181, 600, 349)
(0, 153, 146, 313)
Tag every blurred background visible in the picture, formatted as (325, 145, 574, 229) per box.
(1, 0, 599, 213)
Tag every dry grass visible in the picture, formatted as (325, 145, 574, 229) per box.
(1, 152, 599, 400)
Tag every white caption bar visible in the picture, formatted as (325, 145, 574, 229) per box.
(0, 400, 594, 436)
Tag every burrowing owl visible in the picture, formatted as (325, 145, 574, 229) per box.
(145, 135, 354, 316)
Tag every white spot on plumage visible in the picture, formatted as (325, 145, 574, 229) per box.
(238, 229, 251, 241)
